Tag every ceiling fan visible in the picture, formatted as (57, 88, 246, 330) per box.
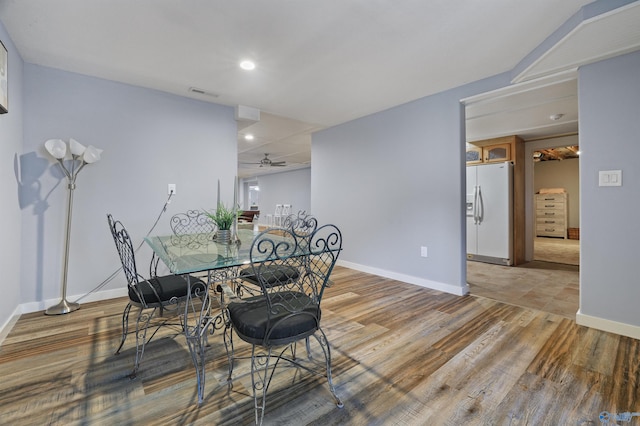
(242, 153, 286, 167)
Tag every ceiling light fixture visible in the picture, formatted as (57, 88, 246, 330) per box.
(240, 60, 256, 70)
(549, 113, 564, 121)
(244, 134, 254, 141)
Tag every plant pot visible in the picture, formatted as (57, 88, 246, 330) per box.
(216, 229, 231, 244)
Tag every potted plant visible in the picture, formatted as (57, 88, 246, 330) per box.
(204, 203, 241, 243)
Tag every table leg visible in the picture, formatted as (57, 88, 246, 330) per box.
(183, 272, 230, 404)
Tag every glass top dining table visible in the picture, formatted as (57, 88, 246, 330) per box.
(144, 228, 261, 275)
(144, 227, 292, 404)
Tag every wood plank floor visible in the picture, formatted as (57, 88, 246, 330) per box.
(1, 266, 638, 425)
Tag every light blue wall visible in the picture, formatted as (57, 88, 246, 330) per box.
(20, 64, 237, 309)
(578, 50, 640, 326)
(313, 0, 640, 336)
(312, 73, 510, 294)
(0, 22, 24, 337)
(256, 167, 311, 221)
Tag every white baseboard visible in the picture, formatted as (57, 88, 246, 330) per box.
(0, 288, 128, 347)
(576, 310, 640, 340)
(19, 288, 128, 315)
(337, 260, 469, 296)
(0, 305, 22, 347)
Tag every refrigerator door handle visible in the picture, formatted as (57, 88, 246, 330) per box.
(473, 185, 479, 224)
(477, 186, 484, 224)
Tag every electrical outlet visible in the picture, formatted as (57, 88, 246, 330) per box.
(421, 246, 428, 257)
(168, 184, 176, 195)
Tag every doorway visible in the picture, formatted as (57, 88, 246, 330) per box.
(525, 135, 580, 266)
(466, 135, 581, 318)
(463, 76, 580, 318)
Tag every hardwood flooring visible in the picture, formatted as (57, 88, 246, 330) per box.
(1, 266, 638, 425)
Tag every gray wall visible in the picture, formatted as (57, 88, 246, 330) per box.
(256, 167, 311, 222)
(578, 49, 640, 327)
(312, 12, 640, 337)
(312, 74, 510, 295)
(20, 64, 237, 310)
(0, 24, 23, 337)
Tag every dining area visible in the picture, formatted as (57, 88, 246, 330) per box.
(105, 209, 343, 424)
(3, 237, 640, 425)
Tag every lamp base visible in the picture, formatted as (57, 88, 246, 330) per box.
(45, 298, 80, 315)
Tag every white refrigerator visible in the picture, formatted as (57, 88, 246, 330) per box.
(466, 162, 513, 266)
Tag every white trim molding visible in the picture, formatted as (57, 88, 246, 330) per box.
(0, 306, 22, 347)
(576, 310, 640, 340)
(337, 260, 469, 296)
(0, 287, 128, 347)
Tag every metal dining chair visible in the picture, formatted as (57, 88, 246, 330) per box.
(107, 214, 207, 378)
(223, 222, 343, 425)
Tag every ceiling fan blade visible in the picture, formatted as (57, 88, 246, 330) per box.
(270, 161, 286, 166)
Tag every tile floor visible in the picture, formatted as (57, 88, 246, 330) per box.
(467, 237, 579, 319)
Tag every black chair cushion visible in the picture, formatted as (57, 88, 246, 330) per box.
(129, 274, 206, 305)
(239, 264, 300, 287)
(227, 291, 320, 345)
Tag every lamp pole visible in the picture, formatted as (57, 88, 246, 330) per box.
(44, 139, 102, 315)
(45, 165, 81, 314)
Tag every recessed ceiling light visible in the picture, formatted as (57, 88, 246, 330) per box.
(244, 134, 254, 141)
(549, 113, 564, 121)
(240, 60, 256, 71)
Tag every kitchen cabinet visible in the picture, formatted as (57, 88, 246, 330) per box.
(466, 140, 513, 165)
(465, 145, 483, 164)
(483, 143, 511, 163)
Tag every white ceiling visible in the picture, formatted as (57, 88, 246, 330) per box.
(1, 1, 639, 178)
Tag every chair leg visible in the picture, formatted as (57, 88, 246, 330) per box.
(114, 303, 133, 355)
(130, 307, 156, 378)
(312, 328, 344, 408)
(251, 345, 272, 425)
(305, 337, 313, 360)
(223, 321, 235, 383)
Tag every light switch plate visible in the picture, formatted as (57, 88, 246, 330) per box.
(599, 170, 622, 187)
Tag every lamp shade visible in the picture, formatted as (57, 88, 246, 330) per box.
(69, 138, 86, 156)
(44, 139, 67, 159)
(83, 146, 103, 164)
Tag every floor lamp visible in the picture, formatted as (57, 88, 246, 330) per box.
(44, 138, 103, 315)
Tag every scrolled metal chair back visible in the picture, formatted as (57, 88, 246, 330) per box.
(169, 210, 216, 248)
(282, 210, 318, 250)
(107, 214, 145, 303)
(306, 223, 342, 301)
(248, 228, 316, 337)
(248, 223, 342, 343)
